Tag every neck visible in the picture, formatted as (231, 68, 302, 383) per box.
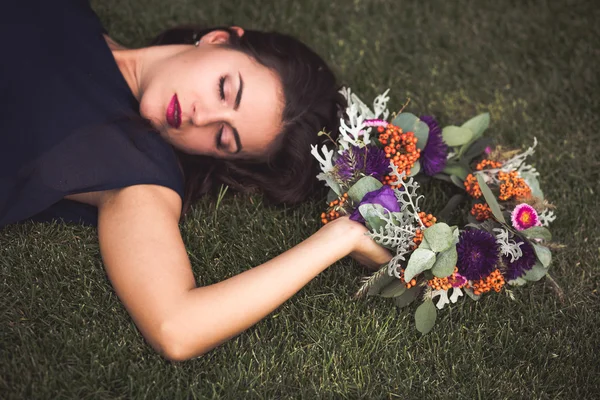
(111, 48, 143, 100)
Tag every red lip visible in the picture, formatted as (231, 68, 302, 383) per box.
(166, 94, 181, 128)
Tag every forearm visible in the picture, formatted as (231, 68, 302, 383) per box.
(160, 220, 357, 360)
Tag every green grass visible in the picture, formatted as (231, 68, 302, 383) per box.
(2, 0, 599, 398)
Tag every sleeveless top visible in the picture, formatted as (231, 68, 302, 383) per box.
(0, 0, 185, 227)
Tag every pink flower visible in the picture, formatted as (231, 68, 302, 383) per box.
(448, 273, 467, 288)
(511, 204, 540, 231)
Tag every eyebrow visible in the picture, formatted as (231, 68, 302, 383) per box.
(234, 72, 243, 111)
(231, 72, 244, 153)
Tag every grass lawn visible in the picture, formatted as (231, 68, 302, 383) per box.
(2, 0, 599, 398)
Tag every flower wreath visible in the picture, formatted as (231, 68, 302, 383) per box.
(311, 88, 557, 334)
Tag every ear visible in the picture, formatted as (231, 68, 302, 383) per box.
(198, 27, 245, 45)
(229, 26, 245, 38)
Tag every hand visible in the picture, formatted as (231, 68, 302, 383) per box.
(326, 217, 392, 270)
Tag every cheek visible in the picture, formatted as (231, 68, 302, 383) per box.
(173, 129, 216, 156)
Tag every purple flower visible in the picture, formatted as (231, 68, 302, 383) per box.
(502, 238, 536, 280)
(419, 115, 448, 176)
(334, 145, 390, 182)
(350, 186, 400, 224)
(456, 229, 499, 280)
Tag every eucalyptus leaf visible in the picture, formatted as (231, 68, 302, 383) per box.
(463, 286, 481, 301)
(415, 300, 437, 334)
(508, 277, 528, 286)
(409, 160, 421, 176)
(460, 137, 493, 162)
(522, 260, 548, 282)
(432, 173, 453, 183)
(367, 273, 396, 296)
(347, 176, 383, 203)
(442, 126, 473, 146)
(475, 174, 506, 223)
(326, 189, 339, 204)
(424, 223, 454, 252)
(521, 226, 552, 242)
(392, 113, 430, 150)
(461, 113, 490, 140)
(394, 286, 420, 308)
(404, 248, 436, 282)
(418, 237, 431, 250)
(532, 243, 552, 267)
(359, 203, 386, 231)
(521, 170, 544, 199)
(450, 175, 466, 190)
(431, 245, 458, 278)
(438, 194, 466, 221)
(379, 279, 408, 298)
(442, 163, 469, 180)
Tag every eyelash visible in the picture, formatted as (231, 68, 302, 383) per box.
(218, 76, 226, 100)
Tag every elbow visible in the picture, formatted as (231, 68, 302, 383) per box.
(155, 320, 210, 362)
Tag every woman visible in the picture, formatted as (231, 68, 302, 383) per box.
(1, 0, 391, 360)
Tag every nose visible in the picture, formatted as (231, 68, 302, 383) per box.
(191, 102, 230, 128)
(191, 103, 210, 127)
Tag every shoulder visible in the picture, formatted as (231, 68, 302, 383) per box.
(98, 184, 183, 224)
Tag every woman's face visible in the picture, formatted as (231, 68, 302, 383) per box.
(138, 29, 283, 159)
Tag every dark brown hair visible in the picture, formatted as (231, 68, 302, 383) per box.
(150, 26, 344, 213)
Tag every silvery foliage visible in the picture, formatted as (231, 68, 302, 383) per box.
(310, 144, 342, 194)
(389, 163, 425, 228)
(480, 138, 539, 184)
(493, 228, 524, 263)
(337, 88, 390, 153)
(538, 208, 557, 226)
(366, 162, 424, 278)
(430, 287, 464, 310)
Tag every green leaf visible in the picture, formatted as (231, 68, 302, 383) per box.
(409, 160, 421, 176)
(461, 113, 490, 140)
(521, 227, 552, 242)
(404, 248, 436, 282)
(450, 175, 466, 190)
(358, 204, 386, 231)
(326, 189, 339, 203)
(431, 245, 458, 278)
(460, 137, 493, 162)
(475, 174, 506, 223)
(415, 300, 437, 334)
(532, 243, 552, 267)
(508, 277, 528, 286)
(521, 170, 544, 199)
(418, 237, 431, 250)
(367, 273, 396, 296)
(442, 162, 469, 180)
(442, 126, 473, 146)
(394, 286, 420, 308)
(423, 223, 454, 252)
(347, 176, 383, 203)
(392, 113, 430, 150)
(380, 279, 408, 298)
(522, 260, 548, 281)
(438, 194, 467, 221)
(432, 173, 453, 183)
(463, 286, 481, 301)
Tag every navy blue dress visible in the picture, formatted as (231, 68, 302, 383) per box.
(0, 0, 185, 227)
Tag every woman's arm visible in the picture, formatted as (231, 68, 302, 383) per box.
(97, 184, 390, 361)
